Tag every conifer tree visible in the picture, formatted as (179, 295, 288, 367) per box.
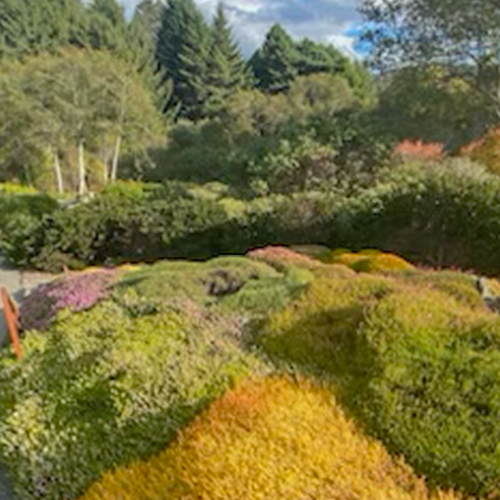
(249, 24, 299, 93)
(205, 2, 250, 116)
(0, 0, 85, 58)
(156, 0, 211, 120)
(86, 0, 128, 56)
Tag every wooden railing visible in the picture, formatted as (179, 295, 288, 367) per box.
(1, 288, 22, 360)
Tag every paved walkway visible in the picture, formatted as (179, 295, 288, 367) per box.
(0, 258, 53, 346)
(0, 258, 53, 499)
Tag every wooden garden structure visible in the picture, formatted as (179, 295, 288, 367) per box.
(1, 288, 22, 360)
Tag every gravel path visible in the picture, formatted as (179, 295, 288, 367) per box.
(0, 257, 53, 499)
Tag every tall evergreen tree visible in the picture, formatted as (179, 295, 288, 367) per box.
(156, 0, 211, 120)
(0, 0, 85, 58)
(129, 0, 172, 111)
(296, 39, 345, 76)
(249, 24, 299, 93)
(132, 0, 163, 44)
(205, 2, 249, 116)
(86, 0, 128, 56)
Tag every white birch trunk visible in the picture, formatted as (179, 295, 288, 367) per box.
(78, 140, 87, 196)
(52, 148, 64, 194)
(111, 136, 122, 182)
(103, 160, 109, 185)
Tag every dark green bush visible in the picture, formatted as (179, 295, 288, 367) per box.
(328, 159, 500, 274)
(0, 191, 58, 266)
(23, 183, 231, 271)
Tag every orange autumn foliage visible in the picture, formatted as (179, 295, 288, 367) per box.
(393, 140, 445, 162)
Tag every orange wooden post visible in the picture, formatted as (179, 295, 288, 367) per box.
(1, 288, 22, 360)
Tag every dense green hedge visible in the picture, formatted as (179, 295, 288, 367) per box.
(5, 160, 500, 275)
(0, 189, 58, 265)
(329, 160, 500, 273)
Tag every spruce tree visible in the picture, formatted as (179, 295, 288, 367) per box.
(296, 39, 345, 76)
(156, 0, 211, 120)
(0, 0, 85, 58)
(250, 24, 298, 93)
(128, 1, 170, 111)
(86, 0, 129, 56)
(205, 2, 250, 116)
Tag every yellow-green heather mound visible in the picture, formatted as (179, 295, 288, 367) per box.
(80, 377, 459, 500)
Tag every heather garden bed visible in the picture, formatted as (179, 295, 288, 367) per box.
(1, 247, 500, 499)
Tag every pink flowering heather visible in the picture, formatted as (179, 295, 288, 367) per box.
(247, 246, 323, 271)
(20, 270, 117, 331)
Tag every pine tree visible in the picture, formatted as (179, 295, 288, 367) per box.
(156, 0, 211, 120)
(86, 0, 129, 56)
(132, 0, 163, 44)
(205, 2, 250, 116)
(0, 0, 85, 58)
(129, 0, 172, 111)
(296, 39, 345, 76)
(250, 24, 299, 93)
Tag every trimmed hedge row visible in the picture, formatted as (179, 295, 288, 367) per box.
(5, 159, 500, 275)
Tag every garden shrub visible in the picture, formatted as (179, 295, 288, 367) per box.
(0, 301, 262, 500)
(397, 269, 485, 309)
(331, 251, 368, 267)
(79, 377, 459, 500)
(219, 266, 314, 315)
(329, 160, 500, 274)
(247, 246, 324, 271)
(258, 271, 500, 496)
(116, 257, 281, 308)
(350, 253, 415, 273)
(24, 184, 231, 271)
(393, 140, 445, 162)
(460, 127, 500, 176)
(0, 190, 58, 266)
(20, 270, 117, 331)
(290, 244, 334, 262)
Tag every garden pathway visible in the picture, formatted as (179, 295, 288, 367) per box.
(0, 257, 53, 346)
(0, 257, 53, 500)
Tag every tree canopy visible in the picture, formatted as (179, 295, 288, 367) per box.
(360, 0, 500, 118)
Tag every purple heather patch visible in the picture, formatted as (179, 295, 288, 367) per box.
(20, 270, 117, 331)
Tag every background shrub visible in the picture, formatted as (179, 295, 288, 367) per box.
(328, 159, 500, 274)
(0, 190, 57, 266)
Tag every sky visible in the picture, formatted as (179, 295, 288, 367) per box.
(122, 0, 364, 57)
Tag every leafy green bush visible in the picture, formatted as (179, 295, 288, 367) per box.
(329, 159, 500, 274)
(0, 190, 58, 266)
(0, 300, 262, 500)
(116, 257, 281, 307)
(22, 183, 230, 271)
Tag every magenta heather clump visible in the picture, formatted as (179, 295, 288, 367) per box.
(20, 271, 117, 331)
